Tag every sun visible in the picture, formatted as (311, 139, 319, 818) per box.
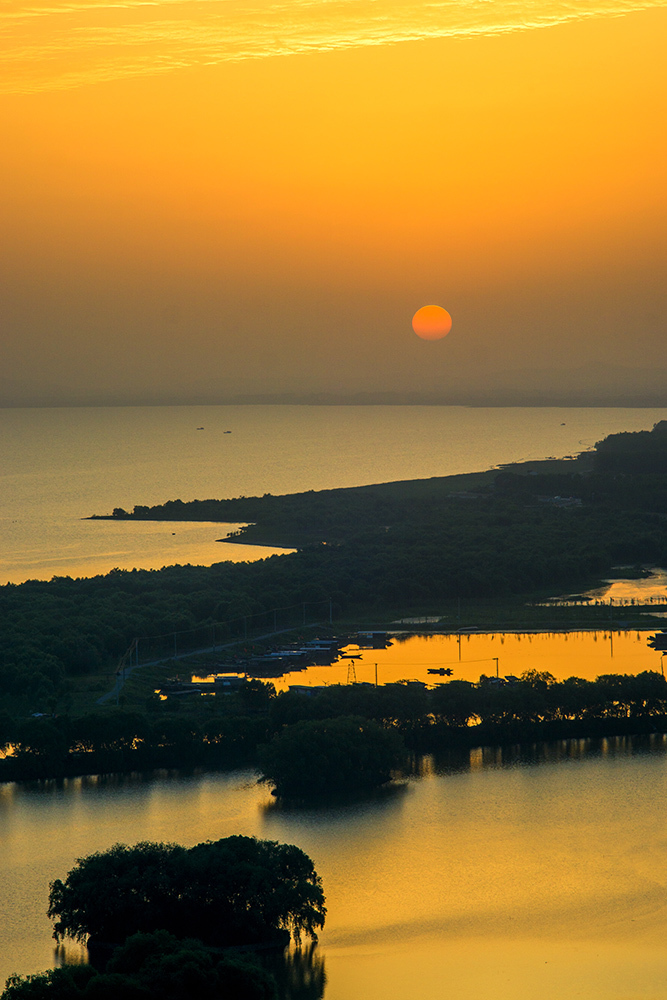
(412, 305, 452, 340)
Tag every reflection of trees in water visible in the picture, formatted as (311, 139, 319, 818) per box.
(428, 733, 667, 777)
(53, 940, 325, 999)
(54, 942, 88, 968)
(261, 779, 409, 819)
(265, 944, 326, 1000)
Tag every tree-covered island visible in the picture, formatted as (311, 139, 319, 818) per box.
(2, 835, 325, 999)
(258, 716, 407, 798)
(48, 836, 325, 948)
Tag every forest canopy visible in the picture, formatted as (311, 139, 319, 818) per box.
(47, 836, 326, 948)
(258, 715, 407, 798)
(3, 423, 667, 717)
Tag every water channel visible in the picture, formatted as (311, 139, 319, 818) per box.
(196, 628, 667, 693)
(3, 738, 667, 999)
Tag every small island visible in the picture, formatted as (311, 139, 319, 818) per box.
(2, 836, 326, 999)
(258, 715, 407, 798)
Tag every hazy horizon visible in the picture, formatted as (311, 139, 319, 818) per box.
(1, 0, 665, 408)
(2, 372, 665, 409)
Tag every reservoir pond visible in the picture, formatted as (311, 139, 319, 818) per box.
(4, 738, 667, 999)
(204, 630, 667, 692)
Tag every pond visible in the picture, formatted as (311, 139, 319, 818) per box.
(4, 737, 667, 999)
(200, 629, 666, 693)
(541, 567, 667, 607)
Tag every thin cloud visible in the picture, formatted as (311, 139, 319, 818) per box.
(2, 0, 665, 93)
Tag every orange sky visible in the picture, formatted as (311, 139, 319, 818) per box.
(1, 1, 665, 405)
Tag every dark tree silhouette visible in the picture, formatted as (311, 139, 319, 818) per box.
(258, 715, 406, 797)
(1, 931, 278, 1000)
(47, 836, 325, 948)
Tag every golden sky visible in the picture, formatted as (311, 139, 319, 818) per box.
(1, 0, 666, 405)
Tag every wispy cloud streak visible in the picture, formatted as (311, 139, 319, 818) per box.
(2, 0, 665, 92)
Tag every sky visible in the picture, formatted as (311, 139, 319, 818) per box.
(1, 0, 666, 406)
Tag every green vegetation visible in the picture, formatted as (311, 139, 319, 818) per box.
(1, 932, 278, 1000)
(258, 716, 407, 798)
(4, 425, 667, 997)
(1, 423, 667, 725)
(4, 671, 667, 783)
(48, 837, 325, 948)
(3, 836, 326, 1000)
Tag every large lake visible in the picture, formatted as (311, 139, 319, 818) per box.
(2, 404, 666, 583)
(4, 742, 667, 998)
(4, 405, 667, 994)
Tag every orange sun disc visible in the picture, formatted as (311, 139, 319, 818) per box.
(412, 305, 452, 340)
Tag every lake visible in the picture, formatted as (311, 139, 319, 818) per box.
(4, 740, 667, 998)
(2, 404, 666, 584)
(4, 404, 667, 994)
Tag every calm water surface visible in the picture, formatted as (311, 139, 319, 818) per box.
(3, 742, 667, 998)
(2, 405, 666, 583)
(195, 630, 666, 693)
(5, 406, 667, 995)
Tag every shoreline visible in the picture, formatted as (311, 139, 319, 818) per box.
(4, 722, 667, 786)
(216, 536, 295, 550)
(389, 624, 663, 635)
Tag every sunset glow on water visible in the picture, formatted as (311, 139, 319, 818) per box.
(4, 745, 667, 998)
(5, 405, 665, 584)
(2, 0, 667, 991)
(230, 629, 664, 693)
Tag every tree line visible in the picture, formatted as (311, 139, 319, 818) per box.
(3, 423, 667, 718)
(3, 670, 667, 782)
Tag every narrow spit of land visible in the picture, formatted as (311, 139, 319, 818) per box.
(90, 425, 667, 562)
(89, 468, 499, 548)
(2, 422, 667, 749)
